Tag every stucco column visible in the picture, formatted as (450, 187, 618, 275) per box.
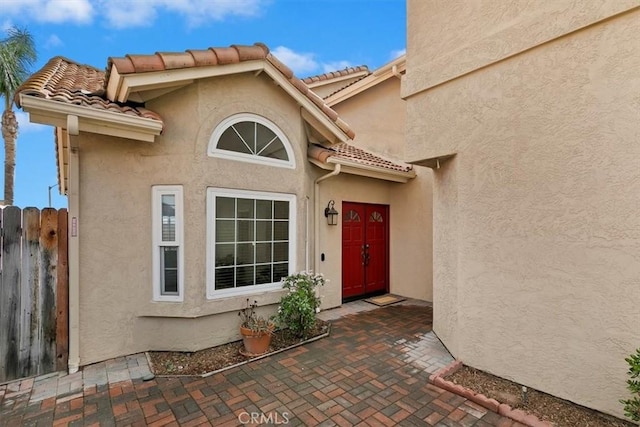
(66, 115, 81, 373)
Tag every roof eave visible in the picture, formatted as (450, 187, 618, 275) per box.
(325, 55, 406, 106)
(19, 94, 163, 142)
(106, 60, 352, 144)
(305, 70, 370, 89)
(107, 60, 265, 103)
(309, 156, 415, 183)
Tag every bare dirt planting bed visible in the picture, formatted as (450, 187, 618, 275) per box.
(446, 366, 634, 427)
(148, 320, 330, 376)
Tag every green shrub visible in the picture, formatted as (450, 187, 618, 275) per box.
(621, 348, 640, 421)
(275, 272, 325, 339)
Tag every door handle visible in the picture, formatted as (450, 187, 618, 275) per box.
(362, 244, 371, 266)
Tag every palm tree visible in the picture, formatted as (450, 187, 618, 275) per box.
(0, 27, 36, 206)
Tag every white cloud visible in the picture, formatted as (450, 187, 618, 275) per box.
(101, 0, 159, 29)
(271, 46, 318, 75)
(0, 0, 266, 28)
(321, 61, 353, 74)
(44, 0, 93, 24)
(390, 48, 406, 60)
(15, 111, 48, 134)
(1, 0, 93, 24)
(44, 34, 63, 48)
(101, 0, 267, 29)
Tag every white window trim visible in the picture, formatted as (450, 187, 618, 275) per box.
(206, 187, 297, 300)
(152, 185, 184, 302)
(207, 113, 296, 169)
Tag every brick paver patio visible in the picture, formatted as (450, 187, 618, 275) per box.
(0, 302, 517, 426)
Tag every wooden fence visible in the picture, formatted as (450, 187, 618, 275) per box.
(0, 207, 69, 383)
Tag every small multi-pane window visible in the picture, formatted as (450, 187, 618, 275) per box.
(207, 188, 296, 298)
(152, 186, 184, 302)
(208, 113, 295, 169)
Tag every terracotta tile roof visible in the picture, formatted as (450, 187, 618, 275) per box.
(308, 143, 413, 173)
(302, 66, 370, 84)
(15, 57, 162, 122)
(106, 43, 354, 139)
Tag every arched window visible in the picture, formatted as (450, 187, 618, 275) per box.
(208, 113, 295, 168)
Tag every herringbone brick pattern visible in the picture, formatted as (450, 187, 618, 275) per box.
(0, 304, 516, 426)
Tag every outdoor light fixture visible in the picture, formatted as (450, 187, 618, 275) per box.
(324, 200, 339, 226)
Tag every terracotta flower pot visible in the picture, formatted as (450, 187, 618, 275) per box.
(240, 325, 274, 356)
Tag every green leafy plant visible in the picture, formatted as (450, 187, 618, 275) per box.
(238, 299, 273, 334)
(275, 272, 325, 339)
(620, 348, 640, 421)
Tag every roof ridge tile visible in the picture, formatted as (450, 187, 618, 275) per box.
(302, 65, 370, 84)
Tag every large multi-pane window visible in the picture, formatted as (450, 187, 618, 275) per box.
(152, 186, 184, 302)
(207, 188, 296, 298)
(208, 113, 295, 169)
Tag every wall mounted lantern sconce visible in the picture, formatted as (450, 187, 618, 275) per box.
(324, 200, 339, 226)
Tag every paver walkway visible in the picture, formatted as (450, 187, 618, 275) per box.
(0, 301, 517, 426)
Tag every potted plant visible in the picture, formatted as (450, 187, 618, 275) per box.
(238, 299, 274, 356)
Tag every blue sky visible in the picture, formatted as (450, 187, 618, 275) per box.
(1, 0, 406, 209)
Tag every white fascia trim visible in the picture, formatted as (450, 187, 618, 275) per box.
(326, 56, 406, 106)
(110, 61, 265, 103)
(308, 157, 415, 183)
(263, 63, 351, 144)
(19, 95, 162, 142)
(105, 60, 351, 144)
(305, 70, 370, 89)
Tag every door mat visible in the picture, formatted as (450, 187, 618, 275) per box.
(364, 294, 406, 307)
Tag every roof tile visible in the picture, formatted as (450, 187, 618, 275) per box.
(14, 56, 160, 122)
(309, 143, 413, 173)
(302, 66, 370, 84)
(233, 43, 269, 61)
(267, 53, 294, 79)
(18, 43, 354, 140)
(109, 57, 135, 74)
(211, 46, 240, 65)
(127, 54, 165, 73)
(106, 43, 351, 138)
(157, 52, 196, 70)
(191, 49, 218, 66)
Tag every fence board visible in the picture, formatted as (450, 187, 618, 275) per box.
(39, 209, 58, 374)
(0, 207, 23, 382)
(0, 207, 68, 382)
(21, 208, 41, 377)
(56, 209, 69, 371)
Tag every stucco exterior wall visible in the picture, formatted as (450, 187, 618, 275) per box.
(330, 78, 433, 302)
(405, 1, 640, 418)
(77, 73, 320, 364)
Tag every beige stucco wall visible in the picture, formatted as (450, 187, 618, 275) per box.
(330, 78, 433, 302)
(77, 73, 327, 364)
(405, 1, 640, 418)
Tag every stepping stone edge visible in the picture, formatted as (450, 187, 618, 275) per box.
(429, 360, 553, 427)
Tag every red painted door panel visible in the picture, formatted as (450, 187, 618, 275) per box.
(342, 202, 388, 299)
(365, 206, 387, 293)
(342, 203, 365, 299)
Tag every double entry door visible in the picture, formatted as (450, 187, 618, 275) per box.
(342, 202, 389, 300)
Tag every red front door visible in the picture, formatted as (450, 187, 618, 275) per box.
(342, 202, 389, 300)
